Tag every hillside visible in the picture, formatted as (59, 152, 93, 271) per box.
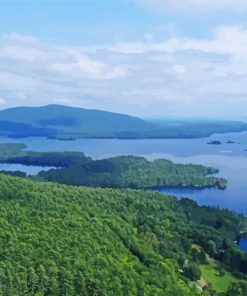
(0, 105, 154, 138)
(1, 105, 247, 139)
(0, 174, 246, 295)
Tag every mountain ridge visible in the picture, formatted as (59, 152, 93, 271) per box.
(0, 104, 155, 138)
(1, 104, 247, 139)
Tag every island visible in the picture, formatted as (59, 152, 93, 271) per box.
(0, 144, 227, 190)
(47, 135, 76, 141)
(207, 140, 222, 145)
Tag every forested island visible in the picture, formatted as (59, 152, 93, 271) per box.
(207, 141, 222, 145)
(0, 173, 246, 295)
(0, 144, 227, 189)
(37, 155, 227, 189)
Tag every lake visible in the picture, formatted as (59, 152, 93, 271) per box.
(0, 131, 246, 210)
(0, 163, 57, 175)
(0, 131, 247, 247)
(239, 235, 247, 252)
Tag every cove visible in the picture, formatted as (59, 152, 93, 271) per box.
(0, 163, 57, 176)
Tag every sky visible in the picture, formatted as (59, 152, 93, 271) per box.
(0, 0, 247, 120)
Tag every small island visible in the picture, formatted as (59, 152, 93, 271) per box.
(226, 140, 235, 144)
(207, 140, 222, 145)
(47, 135, 76, 141)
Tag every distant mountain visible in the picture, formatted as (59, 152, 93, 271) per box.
(0, 105, 155, 138)
(0, 104, 247, 139)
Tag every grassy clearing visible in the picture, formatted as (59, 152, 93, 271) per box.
(200, 263, 237, 293)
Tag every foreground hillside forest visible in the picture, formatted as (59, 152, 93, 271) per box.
(0, 174, 246, 295)
(0, 144, 227, 189)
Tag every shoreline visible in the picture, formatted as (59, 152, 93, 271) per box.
(152, 184, 227, 191)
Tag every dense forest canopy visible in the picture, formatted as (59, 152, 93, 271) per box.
(0, 145, 227, 189)
(0, 174, 246, 295)
(38, 155, 227, 189)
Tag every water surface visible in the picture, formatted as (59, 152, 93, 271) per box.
(239, 236, 247, 252)
(0, 131, 246, 214)
(0, 163, 57, 175)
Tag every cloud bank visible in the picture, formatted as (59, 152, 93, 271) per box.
(0, 26, 247, 119)
(138, 0, 247, 13)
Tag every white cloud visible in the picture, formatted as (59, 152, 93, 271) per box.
(51, 51, 130, 80)
(0, 29, 247, 119)
(138, 0, 247, 13)
(0, 97, 6, 106)
(173, 65, 186, 74)
(5, 33, 39, 44)
(142, 76, 164, 84)
(103, 25, 247, 56)
(99, 25, 247, 77)
(53, 97, 74, 105)
(0, 72, 43, 90)
(0, 45, 46, 62)
(0, 36, 131, 81)
(150, 54, 174, 62)
(122, 88, 193, 103)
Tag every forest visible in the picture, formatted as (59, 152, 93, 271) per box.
(0, 174, 245, 295)
(0, 146, 227, 189)
(38, 156, 227, 189)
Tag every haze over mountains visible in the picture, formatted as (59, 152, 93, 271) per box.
(0, 104, 247, 139)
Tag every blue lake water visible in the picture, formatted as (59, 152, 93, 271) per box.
(0, 163, 57, 175)
(239, 235, 247, 252)
(0, 131, 247, 248)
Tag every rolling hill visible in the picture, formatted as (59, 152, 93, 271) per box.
(0, 173, 246, 295)
(0, 105, 155, 138)
(0, 104, 247, 139)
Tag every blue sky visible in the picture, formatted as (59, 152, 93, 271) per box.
(0, 0, 247, 119)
